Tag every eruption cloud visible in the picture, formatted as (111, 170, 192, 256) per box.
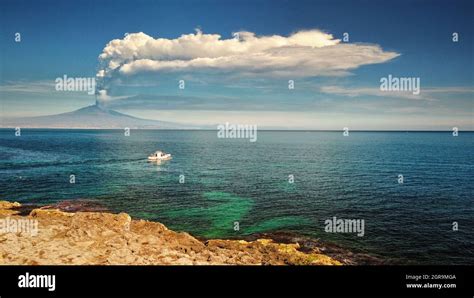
(95, 29, 399, 103)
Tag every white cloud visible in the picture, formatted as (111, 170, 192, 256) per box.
(422, 87, 474, 94)
(97, 29, 399, 79)
(320, 85, 474, 101)
(0, 81, 55, 93)
(320, 85, 431, 100)
(96, 89, 132, 102)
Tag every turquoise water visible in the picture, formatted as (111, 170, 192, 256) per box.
(0, 129, 473, 264)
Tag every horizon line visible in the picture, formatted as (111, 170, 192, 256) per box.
(0, 128, 472, 132)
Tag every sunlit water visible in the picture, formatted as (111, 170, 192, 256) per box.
(0, 129, 473, 264)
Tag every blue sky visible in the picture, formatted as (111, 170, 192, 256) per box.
(0, 0, 473, 129)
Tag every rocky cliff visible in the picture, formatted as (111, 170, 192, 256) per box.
(0, 201, 341, 265)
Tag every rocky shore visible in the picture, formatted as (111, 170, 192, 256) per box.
(0, 201, 341, 265)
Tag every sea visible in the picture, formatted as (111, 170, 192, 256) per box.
(0, 129, 473, 264)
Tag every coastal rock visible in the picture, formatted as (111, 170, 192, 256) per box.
(0, 201, 21, 216)
(0, 201, 341, 265)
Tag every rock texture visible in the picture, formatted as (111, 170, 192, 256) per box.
(0, 201, 341, 265)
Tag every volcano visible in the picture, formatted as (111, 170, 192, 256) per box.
(1, 104, 193, 129)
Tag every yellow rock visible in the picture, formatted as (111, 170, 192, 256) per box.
(0, 201, 343, 265)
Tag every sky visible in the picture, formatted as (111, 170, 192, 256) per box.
(0, 0, 473, 130)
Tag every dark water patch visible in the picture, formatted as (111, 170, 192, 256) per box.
(12, 199, 109, 215)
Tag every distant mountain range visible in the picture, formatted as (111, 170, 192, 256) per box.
(1, 104, 197, 129)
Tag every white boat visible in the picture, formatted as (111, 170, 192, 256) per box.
(148, 150, 172, 161)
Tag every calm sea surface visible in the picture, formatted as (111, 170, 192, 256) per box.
(0, 129, 473, 264)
